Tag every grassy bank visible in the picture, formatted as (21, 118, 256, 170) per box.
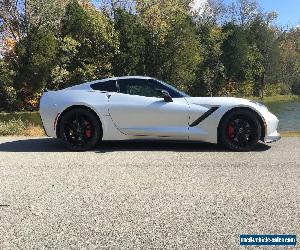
(250, 95, 299, 103)
(281, 131, 300, 137)
(0, 119, 45, 136)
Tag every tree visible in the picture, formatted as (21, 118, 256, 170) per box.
(113, 8, 145, 76)
(279, 27, 300, 94)
(228, 0, 260, 27)
(161, 14, 201, 91)
(0, 0, 298, 111)
(221, 22, 248, 83)
(60, 0, 119, 85)
(247, 16, 280, 97)
(291, 81, 300, 96)
(0, 0, 68, 50)
(193, 0, 226, 26)
(136, 0, 201, 91)
(14, 27, 57, 93)
(192, 25, 226, 96)
(49, 36, 80, 89)
(26, 0, 69, 32)
(136, 0, 169, 76)
(95, 0, 136, 18)
(0, 0, 26, 41)
(244, 44, 264, 93)
(0, 59, 17, 110)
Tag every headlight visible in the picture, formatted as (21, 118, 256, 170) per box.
(250, 100, 268, 110)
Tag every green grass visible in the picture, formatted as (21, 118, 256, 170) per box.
(281, 131, 300, 137)
(0, 111, 42, 127)
(0, 119, 27, 136)
(0, 111, 39, 114)
(0, 118, 44, 136)
(249, 95, 299, 103)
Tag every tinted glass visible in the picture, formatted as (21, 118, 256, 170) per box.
(90, 80, 117, 92)
(118, 79, 161, 97)
(149, 79, 189, 98)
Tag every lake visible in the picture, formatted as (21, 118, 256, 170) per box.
(0, 100, 299, 132)
(265, 100, 300, 132)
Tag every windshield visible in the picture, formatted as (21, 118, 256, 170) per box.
(155, 79, 190, 98)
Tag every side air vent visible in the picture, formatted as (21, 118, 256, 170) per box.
(189, 107, 219, 127)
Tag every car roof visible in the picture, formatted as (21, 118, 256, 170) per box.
(98, 75, 152, 82)
(66, 76, 153, 90)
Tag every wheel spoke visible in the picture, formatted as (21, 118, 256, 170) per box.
(77, 115, 85, 127)
(233, 119, 240, 129)
(64, 121, 76, 131)
(237, 133, 247, 146)
(244, 127, 255, 135)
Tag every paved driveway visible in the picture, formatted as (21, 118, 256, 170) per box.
(0, 137, 299, 249)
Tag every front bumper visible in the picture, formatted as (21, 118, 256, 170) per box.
(265, 131, 281, 143)
(263, 110, 281, 143)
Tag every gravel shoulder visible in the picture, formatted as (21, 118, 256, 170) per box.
(0, 137, 299, 249)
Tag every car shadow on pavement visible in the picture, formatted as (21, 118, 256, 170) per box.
(0, 137, 271, 153)
(0, 138, 68, 152)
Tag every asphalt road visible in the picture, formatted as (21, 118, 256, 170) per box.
(0, 137, 299, 249)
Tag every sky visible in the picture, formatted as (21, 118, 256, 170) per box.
(95, 0, 300, 28)
(256, 0, 300, 27)
(192, 0, 300, 27)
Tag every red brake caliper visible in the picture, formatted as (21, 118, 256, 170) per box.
(227, 122, 235, 140)
(84, 122, 92, 138)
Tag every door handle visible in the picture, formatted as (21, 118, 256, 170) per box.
(106, 93, 112, 99)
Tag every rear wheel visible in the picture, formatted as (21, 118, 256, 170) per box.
(220, 109, 261, 151)
(58, 108, 101, 151)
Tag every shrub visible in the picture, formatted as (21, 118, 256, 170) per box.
(0, 119, 27, 136)
(291, 82, 300, 96)
(264, 83, 290, 96)
(0, 118, 45, 136)
(236, 82, 254, 97)
(23, 125, 45, 136)
(0, 85, 19, 111)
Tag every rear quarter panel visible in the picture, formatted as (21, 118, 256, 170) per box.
(40, 90, 109, 138)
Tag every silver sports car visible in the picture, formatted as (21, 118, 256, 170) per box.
(39, 76, 281, 151)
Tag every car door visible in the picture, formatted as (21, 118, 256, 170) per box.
(108, 78, 190, 139)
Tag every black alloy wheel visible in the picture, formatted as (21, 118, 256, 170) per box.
(220, 109, 261, 151)
(59, 108, 101, 151)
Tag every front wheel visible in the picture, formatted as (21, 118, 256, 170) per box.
(220, 109, 261, 152)
(58, 108, 102, 151)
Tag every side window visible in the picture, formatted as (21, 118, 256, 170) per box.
(117, 79, 160, 97)
(90, 80, 117, 92)
(148, 79, 184, 98)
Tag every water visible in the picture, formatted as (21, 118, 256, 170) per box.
(0, 100, 299, 131)
(265, 100, 300, 132)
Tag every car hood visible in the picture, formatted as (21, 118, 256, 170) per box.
(185, 97, 252, 107)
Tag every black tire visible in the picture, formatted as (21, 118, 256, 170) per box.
(58, 108, 102, 151)
(220, 109, 261, 152)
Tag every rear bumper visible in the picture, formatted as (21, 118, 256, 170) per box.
(39, 93, 59, 138)
(38, 111, 50, 137)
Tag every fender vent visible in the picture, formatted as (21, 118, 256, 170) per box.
(189, 107, 219, 127)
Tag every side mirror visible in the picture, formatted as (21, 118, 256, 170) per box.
(157, 89, 173, 102)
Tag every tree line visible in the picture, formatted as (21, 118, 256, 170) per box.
(0, 0, 299, 111)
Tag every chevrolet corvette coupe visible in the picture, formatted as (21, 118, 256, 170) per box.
(39, 76, 281, 151)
